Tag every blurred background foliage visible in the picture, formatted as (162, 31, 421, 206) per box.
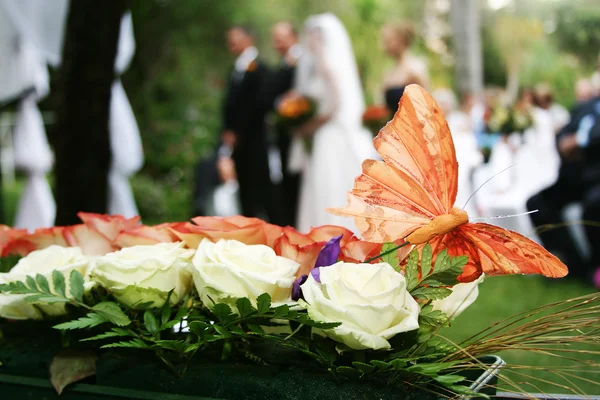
(104, 0, 600, 224)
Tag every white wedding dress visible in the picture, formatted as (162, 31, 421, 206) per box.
(293, 14, 376, 233)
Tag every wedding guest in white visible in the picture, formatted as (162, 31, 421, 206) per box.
(534, 83, 570, 134)
(291, 13, 375, 233)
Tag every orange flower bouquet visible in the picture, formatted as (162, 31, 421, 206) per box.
(362, 104, 390, 136)
(276, 94, 317, 128)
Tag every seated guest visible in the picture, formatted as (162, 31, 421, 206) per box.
(527, 94, 600, 280)
(575, 78, 595, 104)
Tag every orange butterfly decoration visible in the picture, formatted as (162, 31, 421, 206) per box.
(329, 84, 568, 282)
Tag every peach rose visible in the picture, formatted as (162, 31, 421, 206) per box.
(170, 216, 283, 249)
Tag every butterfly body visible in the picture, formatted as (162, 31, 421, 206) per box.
(329, 84, 568, 282)
(406, 208, 468, 245)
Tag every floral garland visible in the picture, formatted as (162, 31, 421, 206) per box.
(0, 213, 492, 397)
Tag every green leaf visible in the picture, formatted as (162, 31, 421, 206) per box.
(336, 366, 360, 377)
(380, 242, 400, 269)
(25, 295, 70, 303)
(434, 374, 466, 385)
(213, 303, 234, 323)
(408, 361, 460, 376)
(351, 361, 375, 374)
(418, 279, 446, 287)
(297, 314, 341, 329)
(49, 350, 97, 395)
(246, 324, 265, 334)
(236, 297, 255, 318)
(425, 252, 467, 286)
(52, 270, 66, 297)
(26, 275, 37, 290)
(419, 305, 450, 327)
(272, 304, 289, 319)
(213, 324, 232, 338)
(54, 313, 108, 330)
(0, 254, 22, 273)
(420, 243, 433, 278)
(130, 301, 154, 310)
(174, 302, 189, 320)
(144, 311, 159, 335)
(80, 328, 136, 341)
(161, 305, 171, 326)
(91, 302, 131, 326)
(390, 359, 409, 369)
(152, 340, 188, 352)
(256, 293, 271, 315)
(36, 273, 51, 293)
(69, 270, 85, 303)
(159, 320, 182, 332)
(433, 249, 449, 271)
(405, 249, 420, 291)
(410, 286, 452, 301)
(101, 338, 150, 349)
(370, 360, 391, 370)
(188, 321, 210, 336)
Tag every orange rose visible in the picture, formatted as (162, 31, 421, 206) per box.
(272, 225, 384, 278)
(169, 216, 283, 249)
(114, 223, 179, 248)
(2, 214, 141, 257)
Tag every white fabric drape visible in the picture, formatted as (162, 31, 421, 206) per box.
(108, 12, 143, 218)
(13, 95, 55, 230)
(0, 0, 68, 230)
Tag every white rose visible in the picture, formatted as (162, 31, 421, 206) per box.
(0, 245, 89, 319)
(90, 242, 194, 309)
(191, 239, 300, 308)
(300, 262, 420, 350)
(432, 274, 484, 319)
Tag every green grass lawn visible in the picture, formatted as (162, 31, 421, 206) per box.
(442, 275, 599, 396)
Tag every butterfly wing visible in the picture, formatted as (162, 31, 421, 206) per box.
(329, 84, 459, 242)
(456, 223, 568, 279)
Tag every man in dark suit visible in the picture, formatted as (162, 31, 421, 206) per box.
(222, 26, 277, 221)
(527, 95, 600, 279)
(267, 21, 302, 227)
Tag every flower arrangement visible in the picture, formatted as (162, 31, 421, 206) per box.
(0, 213, 598, 399)
(484, 105, 533, 135)
(362, 105, 390, 136)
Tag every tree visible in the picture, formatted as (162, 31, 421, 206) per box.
(53, 0, 127, 225)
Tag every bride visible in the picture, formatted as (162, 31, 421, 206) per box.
(289, 13, 376, 233)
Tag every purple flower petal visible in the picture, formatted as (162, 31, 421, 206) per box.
(314, 235, 343, 269)
(292, 274, 308, 301)
(311, 235, 343, 283)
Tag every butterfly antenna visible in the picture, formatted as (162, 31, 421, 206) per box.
(462, 164, 515, 210)
(470, 210, 538, 221)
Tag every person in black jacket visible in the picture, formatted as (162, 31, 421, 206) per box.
(267, 21, 302, 227)
(221, 26, 277, 221)
(527, 96, 600, 279)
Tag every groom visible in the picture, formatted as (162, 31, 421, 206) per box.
(267, 21, 302, 227)
(221, 26, 277, 220)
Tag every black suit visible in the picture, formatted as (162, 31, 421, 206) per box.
(222, 58, 277, 220)
(266, 58, 301, 227)
(527, 96, 600, 277)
